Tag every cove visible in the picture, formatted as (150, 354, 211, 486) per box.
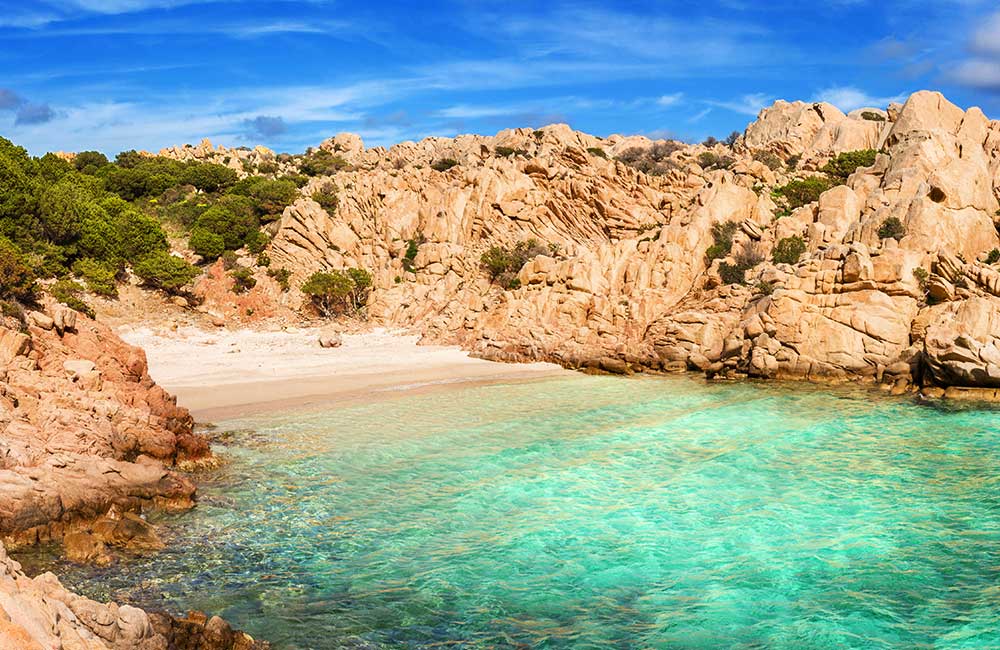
(25, 374, 1000, 649)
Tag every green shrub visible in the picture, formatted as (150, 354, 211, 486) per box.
(614, 142, 683, 176)
(878, 217, 906, 241)
(755, 280, 775, 296)
(180, 162, 238, 192)
(230, 267, 256, 294)
(194, 205, 258, 250)
(986, 249, 1000, 264)
(480, 239, 550, 289)
(785, 154, 801, 170)
(300, 149, 350, 176)
(586, 147, 607, 159)
(301, 268, 372, 316)
(72, 258, 118, 297)
(698, 151, 734, 170)
(245, 230, 269, 255)
(912, 266, 929, 288)
(860, 111, 886, 122)
(257, 161, 279, 175)
(821, 149, 877, 180)
(229, 176, 298, 221)
(705, 221, 739, 262)
(772, 235, 806, 265)
(312, 183, 339, 212)
(133, 252, 199, 294)
(718, 262, 747, 285)
(49, 278, 94, 318)
(402, 233, 425, 272)
(431, 158, 459, 172)
(189, 228, 225, 260)
(773, 177, 833, 210)
(221, 250, 239, 270)
(752, 150, 783, 171)
(267, 267, 291, 291)
(256, 251, 271, 267)
(495, 146, 527, 158)
(73, 151, 109, 175)
(0, 237, 37, 302)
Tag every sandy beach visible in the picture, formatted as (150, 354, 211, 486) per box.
(119, 326, 568, 420)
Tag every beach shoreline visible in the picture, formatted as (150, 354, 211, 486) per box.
(120, 325, 569, 421)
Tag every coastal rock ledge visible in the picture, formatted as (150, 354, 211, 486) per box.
(0, 541, 269, 649)
(1, 303, 266, 648)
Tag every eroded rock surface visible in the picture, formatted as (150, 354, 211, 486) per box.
(222, 91, 1000, 396)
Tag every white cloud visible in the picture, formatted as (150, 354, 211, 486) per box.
(706, 93, 773, 116)
(813, 86, 908, 111)
(656, 93, 683, 107)
(952, 59, 1000, 89)
(688, 107, 712, 123)
(971, 11, 1000, 55)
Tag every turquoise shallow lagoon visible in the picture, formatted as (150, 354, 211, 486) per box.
(27, 374, 1000, 649)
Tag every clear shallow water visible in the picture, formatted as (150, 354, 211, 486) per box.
(24, 374, 1000, 649)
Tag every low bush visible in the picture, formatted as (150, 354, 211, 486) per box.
(480, 239, 550, 290)
(912, 266, 929, 288)
(878, 217, 905, 241)
(586, 147, 608, 159)
(49, 278, 94, 318)
(705, 221, 739, 262)
(133, 252, 199, 294)
(821, 149, 877, 180)
(698, 152, 735, 170)
(230, 267, 256, 294)
(772, 235, 806, 265)
(267, 267, 291, 291)
(189, 228, 225, 260)
(495, 146, 527, 158)
(312, 182, 339, 212)
(615, 142, 683, 176)
(0, 237, 37, 302)
(718, 262, 747, 285)
(861, 111, 886, 122)
(753, 150, 783, 171)
(301, 268, 372, 316)
(401, 232, 426, 273)
(245, 230, 269, 255)
(431, 158, 460, 172)
(986, 249, 1000, 264)
(72, 258, 118, 297)
(772, 177, 833, 210)
(300, 149, 350, 176)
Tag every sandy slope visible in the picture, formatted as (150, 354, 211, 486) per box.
(119, 326, 567, 420)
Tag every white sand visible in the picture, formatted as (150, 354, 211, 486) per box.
(119, 326, 566, 420)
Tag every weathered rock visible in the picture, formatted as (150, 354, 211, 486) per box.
(319, 331, 343, 348)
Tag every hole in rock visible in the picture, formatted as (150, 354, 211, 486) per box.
(929, 187, 946, 203)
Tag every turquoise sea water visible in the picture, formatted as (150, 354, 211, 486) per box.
(26, 374, 1000, 649)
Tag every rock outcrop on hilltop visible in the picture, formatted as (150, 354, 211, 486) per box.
(231, 90, 1000, 397)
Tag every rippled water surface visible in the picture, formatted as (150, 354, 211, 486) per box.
(33, 374, 1000, 649)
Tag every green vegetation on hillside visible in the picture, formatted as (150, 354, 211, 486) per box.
(0, 134, 304, 309)
(301, 268, 373, 316)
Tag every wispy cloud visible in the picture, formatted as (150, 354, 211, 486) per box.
(706, 93, 773, 116)
(688, 107, 712, 123)
(656, 93, 684, 107)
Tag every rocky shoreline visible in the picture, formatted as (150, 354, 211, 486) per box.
(0, 301, 268, 648)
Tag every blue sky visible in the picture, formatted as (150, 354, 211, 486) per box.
(1, 0, 999, 155)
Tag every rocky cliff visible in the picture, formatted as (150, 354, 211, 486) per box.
(205, 91, 999, 397)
